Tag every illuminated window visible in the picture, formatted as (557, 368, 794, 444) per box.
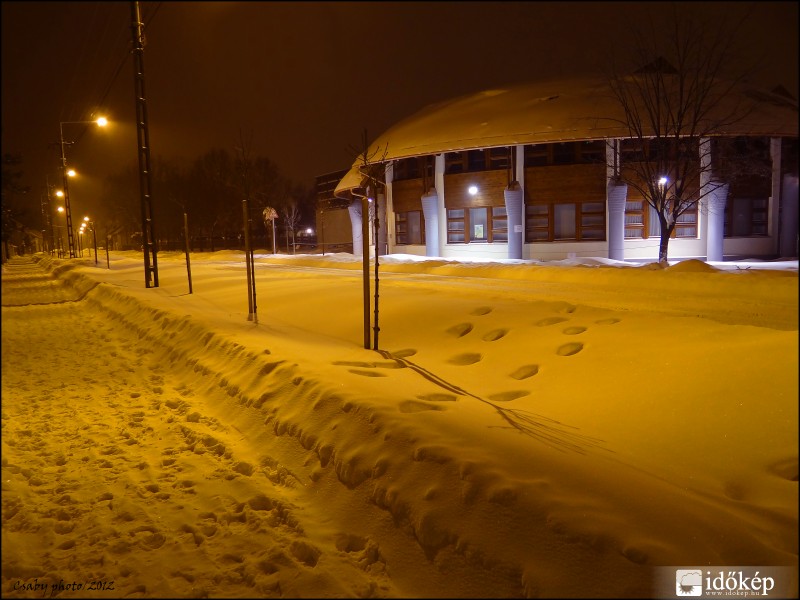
(470, 207, 488, 242)
(625, 200, 647, 239)
(395, 211, 425, 245)
(525, 204, 549, 241)
(675, 209, 698, 238)
(448, 206, 507, 244)
(724, 198, 768, 237)
(526, 201, 606, 242)
(624, 201, 697, 239)
(554, 203, 577, 239)
(447, 209, 466, 243)
(491, 206, 508, 242)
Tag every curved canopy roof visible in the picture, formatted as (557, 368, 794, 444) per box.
(336, 75, 798, 197)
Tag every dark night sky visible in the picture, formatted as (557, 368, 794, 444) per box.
(2, 1, 797, 220)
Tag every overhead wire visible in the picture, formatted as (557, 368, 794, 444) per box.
(58, 3, 99, 124)
(72, 2, 163, 147)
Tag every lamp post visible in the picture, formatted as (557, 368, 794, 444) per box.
(81, 216, 98, 265)
(59, 117, 107, 258)
(56, 203, 66, 258)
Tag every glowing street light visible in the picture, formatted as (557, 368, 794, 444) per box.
(55, 205, 66, 257)
(81, 216, 98, 264)
(58, 117, 107, 259)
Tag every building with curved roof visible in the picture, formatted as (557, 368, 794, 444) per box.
(329, 73, 798, 262)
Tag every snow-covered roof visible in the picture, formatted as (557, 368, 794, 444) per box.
(335, 75, 798, 197)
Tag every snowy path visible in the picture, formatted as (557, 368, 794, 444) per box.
(2, 253, 796, 598)
(1, 257, 393, 598)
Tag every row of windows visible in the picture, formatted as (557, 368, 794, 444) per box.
(623, 201, 698, 239)
(393, 142, 609, 181)
(390, 137, 779, 184)
(394, 198, 767, 245)
(446, 149, 510, 174)
(525, 141, 606, 167)
(446, 207, 508, 243)
(526, 202, 605, 242)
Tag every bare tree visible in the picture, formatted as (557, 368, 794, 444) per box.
(608, 8, 759, 263)
(282, 200, 302, 254)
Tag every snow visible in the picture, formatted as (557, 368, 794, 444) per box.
(334, 77, 800, 196)
(2, 250, 797, 598)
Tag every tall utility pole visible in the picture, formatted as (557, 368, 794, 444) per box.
(131, 0, 158, 288)
(58, 132, 77, 258)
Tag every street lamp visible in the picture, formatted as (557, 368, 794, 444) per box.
(59, 117, 107, 258)
(56, 204, 66, 258)
(82, 216, 98, 265)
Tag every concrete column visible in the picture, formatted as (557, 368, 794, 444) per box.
(515, 143, 526, 194)
(779, 174, 799, 258)
(504, 182, 523, 259)
(348, 200, 363, 257)
(770, 138, 782, 242)
(421, 188, 440, 257)
(706, 182, 729, 262)
(516, 143, 527, 256)
(385, 163, 395, 253)
(607, 181, 627, 260)
(606, 139, 627, 261)
(435, 154, 446, 256)
(698, 137, 729, 262)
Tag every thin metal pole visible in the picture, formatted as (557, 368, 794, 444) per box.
(361, 194, 370, 349)
(372, 191, 381, 350)
(92, 225, 98, 265)
(243, 200, 254, 320)
(248, 211, 257, 323)
(183, 210, 193, 294)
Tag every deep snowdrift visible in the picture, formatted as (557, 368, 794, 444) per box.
(2, 251, 797, 598)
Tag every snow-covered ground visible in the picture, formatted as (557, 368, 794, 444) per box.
(2, 250, 797, 598)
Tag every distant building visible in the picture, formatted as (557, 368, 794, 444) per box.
(1, 218, 43, 262)
(315, 170, 355, 254)
(325, 74, 798, 262)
